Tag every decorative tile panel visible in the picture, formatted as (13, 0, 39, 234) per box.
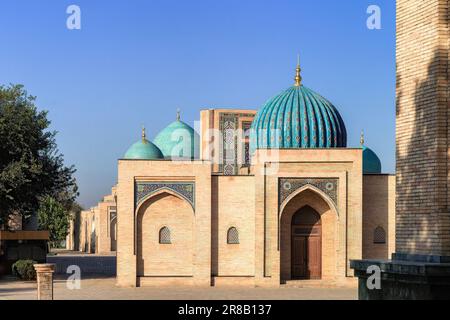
(242, 121, 252, 167)
(135, 181, 195, 210)
(279, 178, 338, 209)
(219, 113, 256, 175)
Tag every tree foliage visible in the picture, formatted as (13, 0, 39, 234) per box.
(37, 196, 70, 245)
(0, 84, 78, 227)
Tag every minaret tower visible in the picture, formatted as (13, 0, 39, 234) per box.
(352, 0, 450, 300)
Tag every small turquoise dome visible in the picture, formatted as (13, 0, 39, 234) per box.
(363, 146, 382, 174)
(251, 64, 346, 151)
(124, 129, 164, 160)
(153, 112, 200, 159)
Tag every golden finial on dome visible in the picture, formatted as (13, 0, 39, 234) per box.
(294, 54, 302, 87)
(360, 130, 365, 146)
(176, 108, 181, 121)
(142, 125, 147, 142)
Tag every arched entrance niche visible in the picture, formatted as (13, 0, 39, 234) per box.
(280, 188, 338, 281)
(136, 190, 194, 277)
(110, 214, 117, 251)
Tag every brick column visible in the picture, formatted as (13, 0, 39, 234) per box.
(395, 0, 450, 258)
(351, 0, 450, 300)
(34, 264, 55, 300)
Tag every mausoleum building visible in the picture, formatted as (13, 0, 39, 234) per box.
(113, 64, 395, 287)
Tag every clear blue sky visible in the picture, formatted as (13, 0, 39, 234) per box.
(0, 0, 396, 208)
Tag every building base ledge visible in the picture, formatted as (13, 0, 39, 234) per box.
(350, 255, 450, 300)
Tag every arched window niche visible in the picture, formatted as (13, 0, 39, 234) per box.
(159, 226, 171, 244)
(227, 227, 239, 244)
(373, 226, 386, 244)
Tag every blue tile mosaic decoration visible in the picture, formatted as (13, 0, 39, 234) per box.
(279, 178, 338, 210)
(135, 181, 195, 210)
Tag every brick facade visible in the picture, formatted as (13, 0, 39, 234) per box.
(362, 175, 396, 259)
(114, 143, 394, 287)
(116, 160, 212, 287)
(212, 176, 256, 278)
(396, 0, 450, 255)
(68, 187, 117, 254)
(137, 192, 194, 276)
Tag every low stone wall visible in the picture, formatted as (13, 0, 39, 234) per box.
(47, 255, 116, 276)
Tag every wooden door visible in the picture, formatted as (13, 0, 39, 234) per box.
(307, 236, 321, 279)
(291, 206, 322, 280)
(291, 236, 307, 278)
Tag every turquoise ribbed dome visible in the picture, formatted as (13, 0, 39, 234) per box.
(251, 85, 347, 151)
(362, 145, 382, 174)
(154, 116, 199, 159)
(124, 130, 164, 160)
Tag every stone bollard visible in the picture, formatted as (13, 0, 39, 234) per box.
(33, 263, 56, 300)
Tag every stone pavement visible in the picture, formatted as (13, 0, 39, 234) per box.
(0, 277, 357, 300)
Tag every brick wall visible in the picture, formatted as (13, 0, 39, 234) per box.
(137, 192, 194, 276)
(96, 201, 114, 253)
(212, 176, 255, 277)
(362, 175, 396, 259)
(116, 160, 212, 287)
(78, 209, 96, 254)
(396, 0, 450, 255)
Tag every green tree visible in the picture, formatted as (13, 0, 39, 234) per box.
(37, 196, 70, 246)
(0, 84, 78, 227)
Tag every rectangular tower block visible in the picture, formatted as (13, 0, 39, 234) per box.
(351, 0, 450, 300)
(396, 0, 450, 257)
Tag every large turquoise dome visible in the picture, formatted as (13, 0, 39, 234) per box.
(251, 65, 347, 151)
(124, 129, 164, 160)
(153, 113, 200, 159)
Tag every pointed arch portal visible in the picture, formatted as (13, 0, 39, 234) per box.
(280, 186, 339, 281)
(136, 191, 194, 277)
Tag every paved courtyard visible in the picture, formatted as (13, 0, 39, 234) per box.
(0, 276, 357, 300)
